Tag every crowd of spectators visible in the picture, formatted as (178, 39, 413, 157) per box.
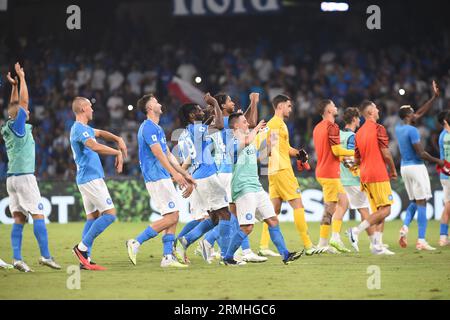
(1, 31, 450, 180)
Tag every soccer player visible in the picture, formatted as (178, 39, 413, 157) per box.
(71, 96, 126, 270)
(313, 100, 353, 253)
(437, 111, 450, 246)
(259, 94, 324, 256)
(126, 94, 195, 268)
(2, 63, 60, 272)
(222, 113, 304, 265)
(198, 92, 266, 263)
(396, 81, 441, 251)
(347, 101, 398, 255)
(175, 94, 234, 262)
(340, 107, 377, 251)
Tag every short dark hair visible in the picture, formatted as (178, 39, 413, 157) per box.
(272, 94, 291, 109)
(438, 110, 450, 126)
(359, 100, 374, 113)
(228, 112, 243, 129)
(137, 94, 154, 114)
(343, 107, 360, 124)
(317, 99, 333, 116)
(214, 93, 228, 110)
(179, 103, 199, 127)
(398, 105, 414, 120)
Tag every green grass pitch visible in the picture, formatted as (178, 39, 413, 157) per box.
(0, 221, 449, 299)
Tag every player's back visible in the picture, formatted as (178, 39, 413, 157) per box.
(137, 119, 170, 183)
(394, 123, 423, 166)
(355, 120, 389, 183)
(313, 119, 340, 179)
(70, 121, 104, 185)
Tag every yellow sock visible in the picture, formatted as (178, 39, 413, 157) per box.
(320, 224, 331, 239)
(332, 219, 343, 234)
(293, 208, 313, 248)
(260, 222, 270, 249)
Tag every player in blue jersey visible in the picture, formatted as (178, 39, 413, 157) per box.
(2, 63, 60, 272)
(126, 94, 195, 268)
(71, 97, 127, 270)
(196, 92, 267, 263)
(437, 111, 450, 247)
(395, 81, 441, 251)
(175, 93, 236, 263)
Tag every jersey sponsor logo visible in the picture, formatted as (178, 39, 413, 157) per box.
(151, 134, 157, 142)
(82, 131, 90, 138)
(246, 213, 253, 221)
(38, 203, 44, 210)
(106, 198, 113, 205)
(168, 201, 175, 209)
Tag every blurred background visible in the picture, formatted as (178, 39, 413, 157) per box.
(1, 0, 449, 181)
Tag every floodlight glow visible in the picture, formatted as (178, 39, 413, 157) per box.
(320, 2, 349, 12)
(195, 76, 202, 84)
(128, 105, 134, 111)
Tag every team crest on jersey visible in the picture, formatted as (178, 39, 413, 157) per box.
(106, 198, 113, 205)
(38, 203, 44, 210)
(388, 194, 393, 201)
(168, 201, 175, 209)
(246, 213, 253, 220)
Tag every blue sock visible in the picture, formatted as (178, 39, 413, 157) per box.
(230, 214, 250, 250)
(440, 223, 449, 236)
(224, 230, 247, 260)
(162, 234, 175, 256)
(177, 220, 201, 239)
(205, 226, 220, 246)
(403, 202, 417, 227)
(218, 219, 233, 255)
(268, 225, 289, 260)
(33, 219, 51, 259)
(82, 219, 95, 257)
(82, 214, 116, 248)
(11, 223, 24, 260)
(184, 219, 215, 246)
(136, 226, 158, 244)
(417, 205, 427, 239)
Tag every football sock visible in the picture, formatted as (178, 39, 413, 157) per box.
(162, 234, 175, 256)
(11, 223, 24, 260)
(136, 226, 158, 245)
(205, 226, 220, 246)
(224, 230, 246, 260)
(374, 231, 381, 245)
(259, 222, 270, 249)
(440, 223, 449, 236)
(319, 224, 330, 246)
(218, 219, 233, 255)
(404, 202, 417, 227)
(80, 213, 116, 249)
(82, 219, 95, 257)
(331, 219, 343, 241)
(184, 218, 215, 246)
(293, 208, 313, 248)
(177, 219, 201, 239)
(33, 219, 51, 259)
(230, 213, 250, 250)
(417, 205, 427, 240)
(354, 220, 370, 235)
(268, 225, 289, 260)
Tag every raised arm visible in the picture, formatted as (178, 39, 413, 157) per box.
(243, 92, 259, 128)
(15, 63, 29, 110)
(234, 120, 266, 150)
(205, 93, 224, 131)
(414, 80, 440, 120)
(94, 129, 128, 158)
(6, 72, 18, 103)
